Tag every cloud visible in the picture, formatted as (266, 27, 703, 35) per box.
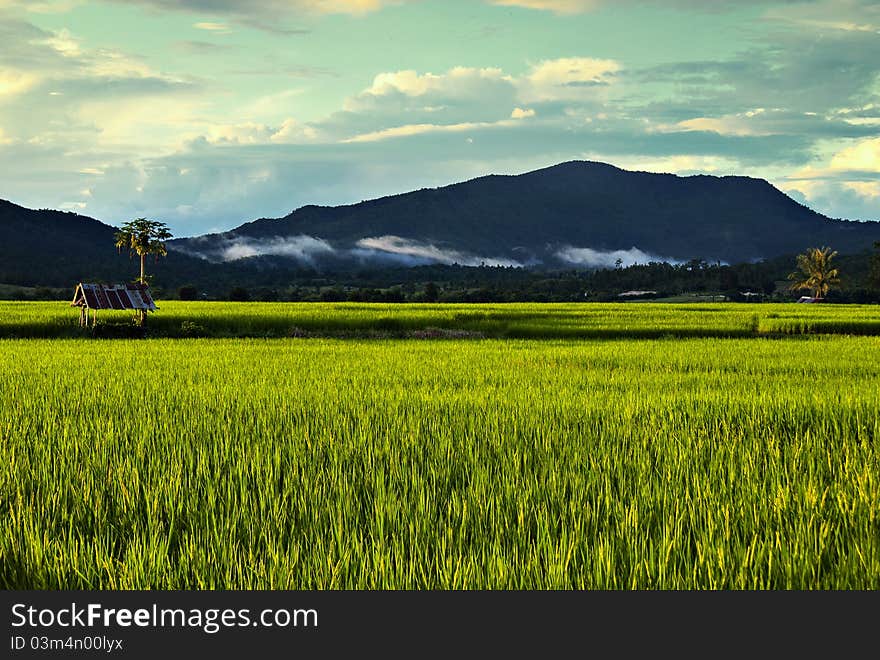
(488, 0, 600, 13)
(0, 0, 405, 34)
(0, 0, 810, 18)
(173, 39, 235, 53)
(320, 66, 521, 140)
(665, 110, 776, 137)
(323, 60, 618, 142)
(520, 57, 621, 102)
(362, 67, 512, 98)
(762, 0, 880, 33)
(4, 3, 880, 234)
(511, 107, 536, 119)
(200, 122, 278, 145)
(829, 137, 880, 172)
(779, 135, 880, 220)
(0, 18, 203, 167)
(0, 0, 82, 13)
(588, 153, 746, 176)
(171, 232, 526, 267)
(354, 236, 523, 267)
(780, 178, 880, 222)
(0, 69, 38, 96)
(785, 136, 880, 184)
(342, 120, 521, 143)
(634, 29, 880, 119)
(488, 0, 803, 15)
(649, 108, 874, 141)
(107, 0, 404, 14)
(177, 234, 336, 262)
(270, 118, 318, 143)
(193, 21, 231, 32)
(556, 246, 678, 268)
(844, 181, 880, 198)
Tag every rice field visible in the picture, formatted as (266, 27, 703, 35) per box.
(3, 300, 880, 339)
(1, 303, 879, 589)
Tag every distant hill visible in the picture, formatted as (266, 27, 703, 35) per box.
(4, 161, 880, 293)
(0, 200, 215, 290)
(171, 161, 880, 267)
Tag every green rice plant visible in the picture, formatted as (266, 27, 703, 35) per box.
(1, 335, 878, 589)
(3, 301, 880, 339)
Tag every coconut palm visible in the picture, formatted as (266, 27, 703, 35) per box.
(114, 217, 173, 285)
(114, 218, 173, 325)
(787, 246, 840, 299)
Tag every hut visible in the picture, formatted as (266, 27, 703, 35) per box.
(71, 282, 158, 327)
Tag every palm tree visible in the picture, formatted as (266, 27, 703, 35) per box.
(114, 218, 173, 285)
(114, 218, 173, 325)
(787, 246, 840, 300)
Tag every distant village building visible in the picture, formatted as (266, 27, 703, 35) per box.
(71, 282, 157, 327)
(796, 296, 823, 304)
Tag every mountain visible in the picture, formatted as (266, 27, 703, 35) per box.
(4, 161, 880, 294)
(170, 161, 880, 268)
(0, 200, 217, 289)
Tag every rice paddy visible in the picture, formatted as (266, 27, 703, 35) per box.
(3, 300, 880, 339)
(1, 302, 879, 588)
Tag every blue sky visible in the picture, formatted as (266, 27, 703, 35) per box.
(1, 0, 878, 236)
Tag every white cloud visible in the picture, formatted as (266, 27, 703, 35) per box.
(355, 236, 522, 267)
(170, 234, 335, 262)
(785, 137, 880, 187)
(360, 67, 512, 100)
(193, 22, 232, 33)
(556, 246, 676, 268)
(0, 21, 204, 177)
(0, 70, 39, 96)
(238, 88, 309, 125)
(844, 181, 880, 198)
(275, 0, 404, 14)
(584, 153, 744, 176)
(342, 120, 518, 143)
(225, 235, 333, 261)
(0, 0, 82, 12)
(829, 137, 880, 172)
(511, 107, 536, 119)
(101, 0, 407, 20)
(778, 177, 880, 222)
(270, 118, 318, 143)
(328, 59, 618, 142)
(763, 0, 880, 34)
(173, 232, 527, 267)
(488, 0, 600, 14)
(44, 28, 82, 57)
(203, 122, 277, 145)
(520, 57, 621, 102)
(665, 113, 772, 137)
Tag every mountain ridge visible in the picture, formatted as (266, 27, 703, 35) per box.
(3, 160, 880, 290)
(171, 160, 879, 267)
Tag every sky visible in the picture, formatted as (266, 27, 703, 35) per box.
(1, 0, 879, 237)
